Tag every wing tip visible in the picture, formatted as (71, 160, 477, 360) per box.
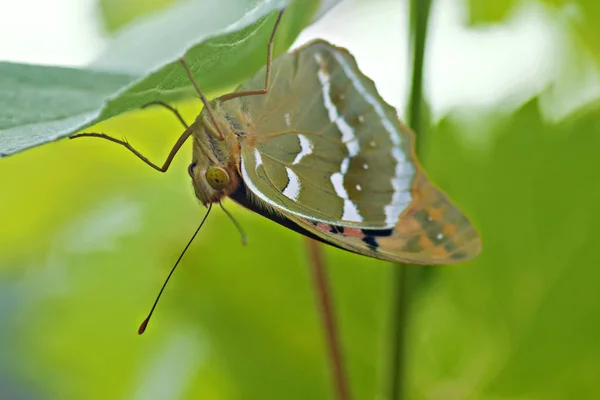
(392, 172, 483, 265)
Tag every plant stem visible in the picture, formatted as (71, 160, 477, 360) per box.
(407, 0, 433, 154)
(387, 263, 414, 400)
(387, 0, 433, 399)
(306, 238, 351, 400)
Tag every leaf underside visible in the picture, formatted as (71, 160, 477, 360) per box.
(0, 0, 329, 157)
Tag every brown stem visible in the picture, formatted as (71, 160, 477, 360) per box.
(306, 238, 351, 400)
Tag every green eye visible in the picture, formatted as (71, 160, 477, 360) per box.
(205, 166, 230, 190)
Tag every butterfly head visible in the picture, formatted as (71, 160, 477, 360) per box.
(188, 114, 242, 206)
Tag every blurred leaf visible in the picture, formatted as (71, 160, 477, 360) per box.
(467, 0, 600, 65)
(311, 0, 344, 21)
(406, 99, 600, 398)
(97, 0, 343, 34)
(551, 0, 600, 65)
(10, 96, 600, 399)
(98, 0, 179, 33)
(0, 0, 320, 157)
(0, 89, 389, 399)
(3, 1, 599, 399)
(466, 0, 517, 24)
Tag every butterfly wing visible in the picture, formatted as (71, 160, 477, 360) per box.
(286, 172, 481, 264)
(222, 40, 480, 264)
(224, 40, 415, 230)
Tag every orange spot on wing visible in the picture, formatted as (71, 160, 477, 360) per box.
(431, 246, 449, 257)
(428, 208, 444, 221)
(344, 228, 365, 237)
(418, 234, 434, 250)
(316, 223, 330, 231)
(393, 217, 421, 237)
(442, 224, 457, 236)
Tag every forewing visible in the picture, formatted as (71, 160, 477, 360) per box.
(224, 40, 415, 229)
(221, 40, 480, 263)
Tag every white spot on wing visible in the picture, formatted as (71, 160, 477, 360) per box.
(330, 159, 363, 222)
(331, 172, 345, 198)
(314, 54, 359, 158)
(240, 152, 369, 226)
(282, 167, 301, 201)
(292, 134, 313, 165)
(284, 112, 291, 128)
(342, 200, 362, 222)
(254, 148, 263, 168)
(356, 184, 361, 191)
(330, 156, 349, 196)
(332, 51, 415, 226)
(340, 157, 349, 174)
(313, 56, 365, 224)
(241, 155, 281, 211)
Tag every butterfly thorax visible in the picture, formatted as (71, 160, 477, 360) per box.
(188, 100, 247, 206)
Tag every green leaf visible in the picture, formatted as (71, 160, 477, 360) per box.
(0, 63, 134, 157)
(0, 0, 322, 157)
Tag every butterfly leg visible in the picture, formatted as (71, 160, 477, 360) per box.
(178, 57, 225, 141)
(141, 100, 189, 128)
(217, 9, 285, 102)
(200, 114, 224, 140)
(69, 127, 193, 173)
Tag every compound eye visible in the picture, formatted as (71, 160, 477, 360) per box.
(205, 166, 230, 190)
(187, 162, 197, 178)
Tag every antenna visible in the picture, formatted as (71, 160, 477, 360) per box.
(138, 203, 213, 335)
(178, 58, 225, 141)
(219, 199, 247, 246)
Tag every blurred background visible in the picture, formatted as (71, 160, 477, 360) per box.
(1, 0, 599, 399)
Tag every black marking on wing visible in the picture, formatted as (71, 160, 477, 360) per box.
(361, 228, 394, 237)
(329, 225, 345, 234)
(362, 236, 379, 252)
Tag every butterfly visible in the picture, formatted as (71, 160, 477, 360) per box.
(70, 9, 480, 330)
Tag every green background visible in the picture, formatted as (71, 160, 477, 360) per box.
(1, 0, 600, 399)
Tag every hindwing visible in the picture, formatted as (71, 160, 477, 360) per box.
(287, 173, 480, 264)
